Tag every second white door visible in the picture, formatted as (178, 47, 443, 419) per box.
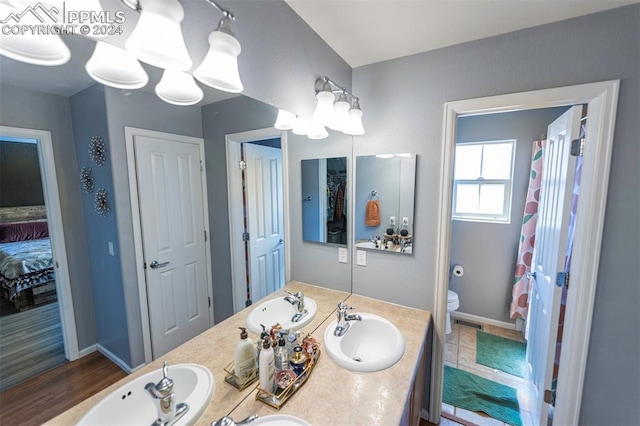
(245, 143, 285, 303)
(134, 132, 211, 359)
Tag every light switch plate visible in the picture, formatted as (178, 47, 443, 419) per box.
(338, 247, 348, 264)
(108, 241, 114, 256)
(389, 216, 396, 226)
(356, 250, 367, 266)
(402, 217, 409, 226)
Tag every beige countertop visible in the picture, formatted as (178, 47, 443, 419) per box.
(48, 282, 430, 426)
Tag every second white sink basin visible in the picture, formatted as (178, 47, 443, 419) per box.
(246, 294, 317, 335)
(324, 313, 405, 372)
(78, 363, 214, 425)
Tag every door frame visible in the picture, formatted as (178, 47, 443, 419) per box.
(226, 127, 290, 314)
(125, 126, 214, 364)
(430, 80, 619, 424)
(0, 125, 79, 360)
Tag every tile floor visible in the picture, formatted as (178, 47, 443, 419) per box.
(443, 321, 536, 426)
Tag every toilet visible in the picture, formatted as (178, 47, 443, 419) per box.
(446, 290, 459, 335)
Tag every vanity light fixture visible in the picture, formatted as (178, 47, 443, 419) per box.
(292, 117, 311, 136)
(307, 121, 329, 140)
(328, 90, 350, 131)
(0, 0, 70, 66)
(312, 80, 335, 126)
(125, 0, 192, 71)
(155, 69, 204, 106)
(274, 109, 297, 130)
(194, 1, 244, 93)
(315, 77, 365, 136)
(343, 99, 365, 136)
(85, 41, 149, 89)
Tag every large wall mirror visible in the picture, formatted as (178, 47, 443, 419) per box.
(354, 153, 417, 254)
(301, 157, 347, 245)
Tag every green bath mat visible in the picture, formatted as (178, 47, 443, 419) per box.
(444, 365, 522, 426)
(476, 331, 526, 378)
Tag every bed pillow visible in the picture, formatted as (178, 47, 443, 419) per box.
(0, 221, 49, 243)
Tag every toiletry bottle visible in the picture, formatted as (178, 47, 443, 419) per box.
(289, 345, 308, 378)
(234, 327, 256, 381)
(257, 324, 269, 360)
(274, 336, 289, 372)
(259, 338, 275, 393)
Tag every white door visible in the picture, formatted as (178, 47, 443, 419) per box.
(245, 144, 285, 302)
(134, 134, 211, 359)
(526, 106, 582, 425)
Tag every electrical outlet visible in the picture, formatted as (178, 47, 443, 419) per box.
(338, 247, 348, 264)
(389, 216, 396, 226)
(402, 217, 409, 226)
(356, 250, 367, 266)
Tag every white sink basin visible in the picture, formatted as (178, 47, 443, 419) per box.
(246, 295, 317, 335)
(78, 363, 214, 425)
(324, 313, 405, 372)
(394, 246, 412, 253)
(355, 241, 378, 249)
(252, 414, 312, 425)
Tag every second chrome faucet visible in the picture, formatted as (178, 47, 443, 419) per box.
(334, 302, 362, 337)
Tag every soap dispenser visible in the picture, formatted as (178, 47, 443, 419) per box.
(274, 335, 289, 372)
(234, 327, 256, 381)
(259, 337, 275, 393)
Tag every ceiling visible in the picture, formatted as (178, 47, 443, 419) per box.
(284, 0, 638, 68)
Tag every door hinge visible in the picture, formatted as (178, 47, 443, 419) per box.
(200, 160, 204, 172)
(208, 297, 211, 307)
(239, 160, 247, 170)
(204, 230, 208, 242)
(242, 232, 250, 242)
(143, 261, 147, 270)
(556, 272, 569, 289)
(55, 261, 59, 268)
(571, 137, 585, 157)
(544, 389, 556, 406)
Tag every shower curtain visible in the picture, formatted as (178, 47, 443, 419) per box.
(510, 139, 545, 319)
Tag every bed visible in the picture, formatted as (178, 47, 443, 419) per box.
(0, 221, 57, 311)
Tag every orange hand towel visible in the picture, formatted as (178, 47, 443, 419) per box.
(365, 200, 380, 227)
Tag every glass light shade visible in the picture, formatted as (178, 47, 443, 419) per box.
(155, 70, 203, 106)
(292, 117, 311, 135)
(125, 0, 192, 70)
(194, 30, 243, 93)
(0, 2, 70, 65)
(311, 83, 335, 126)
(274, 109, 296, 130)
(86, 42, 148, 89)
(307, 121, 329, 140)
(328, 93, 350, 131)
(344, 108, 365, 136)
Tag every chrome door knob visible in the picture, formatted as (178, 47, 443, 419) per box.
(150, 260, 170, 269)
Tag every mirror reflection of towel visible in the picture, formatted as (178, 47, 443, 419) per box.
(365, 200, 380, 227)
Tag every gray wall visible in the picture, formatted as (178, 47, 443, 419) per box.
(0, 84, 96, 349)
(451, 107, 568, 324)
(288, 131, 352, 292)
(201, 96, 278, 323)
(352, 5, 639, 424)
(0, 141, 44, 207)
(70, 85, 130, 365)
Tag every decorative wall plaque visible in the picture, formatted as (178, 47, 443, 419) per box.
(89, 135, 106, 166)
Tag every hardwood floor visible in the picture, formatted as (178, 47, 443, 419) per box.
(0, 351, 126, 425)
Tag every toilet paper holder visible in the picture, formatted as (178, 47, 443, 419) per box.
(452, 264, 464, 277)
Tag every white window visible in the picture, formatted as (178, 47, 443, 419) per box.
(453, 140, 515, 223)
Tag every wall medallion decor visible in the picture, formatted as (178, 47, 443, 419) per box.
(94, 188, 111, 217)
(89, 135, 106, 166)
(79, 166, 95, 193)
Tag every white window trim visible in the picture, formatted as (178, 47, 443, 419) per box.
(452, 139, 515, 223)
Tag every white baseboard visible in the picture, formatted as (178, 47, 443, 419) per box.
(451, 311, 516, 330)
(97, 344, 139, 374)
(78, 344, 97, 358)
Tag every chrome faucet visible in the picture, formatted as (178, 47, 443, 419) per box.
(284, 290, 309, 323)
(284, 290, 305, 313)
(145, 362, 189, 426)
(334, 302, 362, 337)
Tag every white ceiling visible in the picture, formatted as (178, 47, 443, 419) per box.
(284, 0, 638, 68)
